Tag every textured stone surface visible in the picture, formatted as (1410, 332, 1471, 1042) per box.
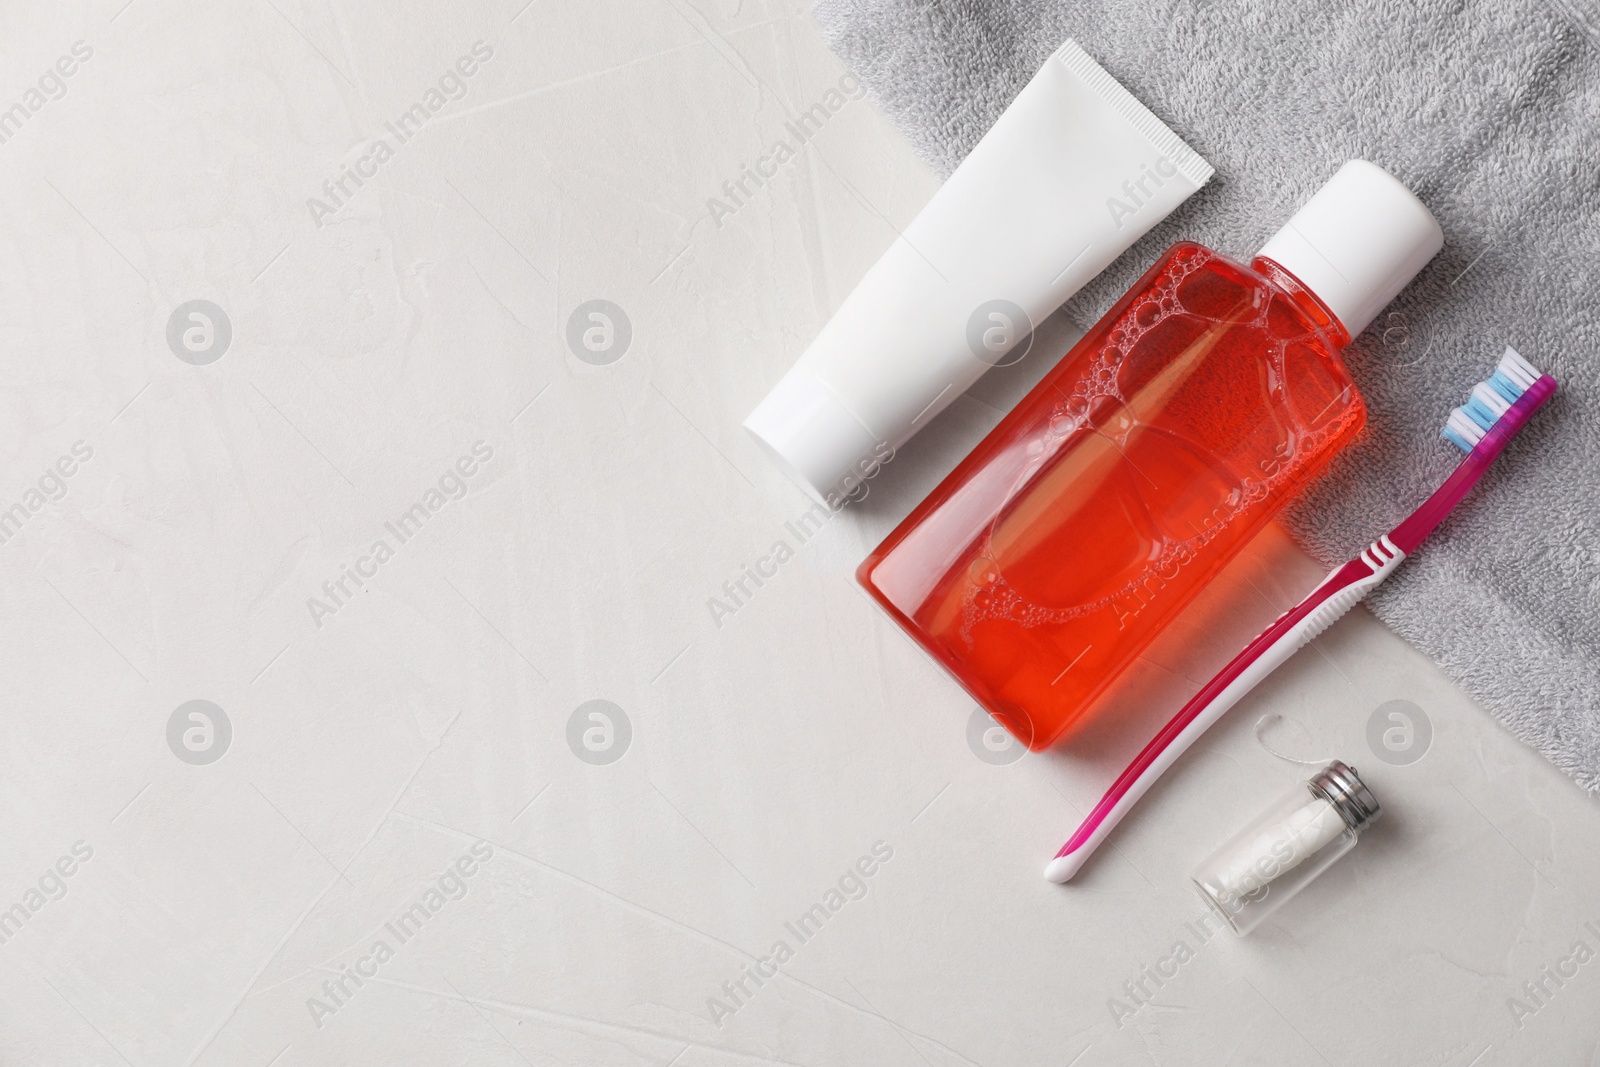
(0, 2, 1596, 1064)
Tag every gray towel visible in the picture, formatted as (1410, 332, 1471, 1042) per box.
(812, 0, 1600, 790)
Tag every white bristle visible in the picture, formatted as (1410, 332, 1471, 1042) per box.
(1472, 382, 1510, 417)
(1498, 359, 1533, 392)
(1448, 409, 1484, 446)
(1500, 346, 1540, 388)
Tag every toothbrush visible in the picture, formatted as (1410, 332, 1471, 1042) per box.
(1045, 347, 1556, 883)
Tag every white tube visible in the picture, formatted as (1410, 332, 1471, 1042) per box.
(744, 40, 1213, 506)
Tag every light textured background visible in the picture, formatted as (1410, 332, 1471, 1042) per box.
(1, 2, 1598, 1065)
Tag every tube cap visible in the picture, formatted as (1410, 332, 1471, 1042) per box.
(743, 372, 884, 505)
(1257, 160, 1443, 339)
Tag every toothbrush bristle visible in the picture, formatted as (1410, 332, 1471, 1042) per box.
(1442, 346, 1543, 453)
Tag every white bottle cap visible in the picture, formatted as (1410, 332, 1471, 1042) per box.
(1256, 160, 1443, 339)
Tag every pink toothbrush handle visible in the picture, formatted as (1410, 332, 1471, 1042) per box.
(1043, 373, 1557, 883)
(1043, 543, 1403, 882)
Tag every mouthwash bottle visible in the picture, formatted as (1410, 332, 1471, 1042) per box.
(859, 160, 1443, 751)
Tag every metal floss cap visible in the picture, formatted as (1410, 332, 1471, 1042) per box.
(1310, 760, 1382, 834)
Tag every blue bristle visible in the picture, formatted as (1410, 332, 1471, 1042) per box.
(1462, 395, 1498, 430)
(1487, 370, 1524, 403)
(1441, 349, 1543, 454)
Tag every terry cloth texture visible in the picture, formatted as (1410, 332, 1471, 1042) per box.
(812, 0, 1600, 790)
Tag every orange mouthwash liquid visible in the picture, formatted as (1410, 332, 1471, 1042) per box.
(857, 159, 1444, 751)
